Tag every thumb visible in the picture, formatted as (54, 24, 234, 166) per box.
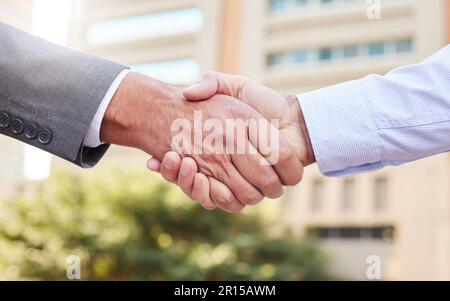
(183, 72, 219, 101)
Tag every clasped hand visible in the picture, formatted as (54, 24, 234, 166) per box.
(146, 72, 316, 212)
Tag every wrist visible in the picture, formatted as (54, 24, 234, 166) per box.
(298, 102, 316, 166)
(287, 95, 316, 166)
(100, 72, 185, 157)
(100, 72, 141, 147)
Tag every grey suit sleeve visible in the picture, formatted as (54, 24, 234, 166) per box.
(0, 22, 128, 168)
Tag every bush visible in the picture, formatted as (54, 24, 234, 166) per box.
(0, 167, 334, 280)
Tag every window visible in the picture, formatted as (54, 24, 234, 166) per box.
(86, 7, 203, 45)
(368, 42, 385, 56)
(319, 48, 332, 61)
(311, 179, 324, 211)
(267, 53, 285, 67)
(395, 39, 413, 53)
(269, 0, 287, 12)
(293, 50, 309, 64)
(342, 179, 355, 211)
(268, 0, 358, 13)
(374, 178, 388, 210)
(266, 38, 413, 68)
(343, 45, 358, 58)
(131, 59, 200, 84)
(296, 0, 310, 6)
(309, 226, 395, 241)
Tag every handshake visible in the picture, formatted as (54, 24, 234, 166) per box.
(101, 71, 316, 213)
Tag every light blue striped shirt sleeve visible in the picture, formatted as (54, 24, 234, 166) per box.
(298, 45, 450, 177)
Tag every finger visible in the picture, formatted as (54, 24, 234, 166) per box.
(231, 144, 284, 199)
(218, 163, 264, 206)
(248, 109, 304, 186)
(185, 73, 304, 186)
(192, 173, 216, 210)
(184, 71, 251, 102)
(274, 139, 304, 186)
(160, 152, 182, 184)
(147, 157, 161, 173)
(183, 72, 219, 101)
(209, 177, 244, 213)
(177, 157, 198, 196)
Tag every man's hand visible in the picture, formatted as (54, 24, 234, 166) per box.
(148, 72, 315, 211)
(101, 72, 303, 212)
(184, 72, 315, 166)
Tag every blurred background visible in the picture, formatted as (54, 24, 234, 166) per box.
(0, 0, 449, 280)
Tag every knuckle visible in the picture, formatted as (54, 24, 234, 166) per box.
(228, 104, 247, 120)
(278, 145, 294, 164)
(214, 194, 233, 207)
(199, 157, 230, 181)
(262, 174, 281, 190)
(240, 191, 263, 206)
(214, 193, 244, 213)
(203, 71, 216, 78)
(236, 75, 250, 84)
(262, 174, 283, 198)
(285, 170, 303, 186)
(227, 203, 245, 213)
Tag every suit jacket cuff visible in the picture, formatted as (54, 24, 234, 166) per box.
(83, 69, 130, 148)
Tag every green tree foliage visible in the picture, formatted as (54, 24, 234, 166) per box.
(0, 168, 333, 280)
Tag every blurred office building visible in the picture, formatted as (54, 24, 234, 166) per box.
(0, 0, 31, 29)
(0, 0, 61, 196)
(250, 0, 450, 281)
(0, 0, 33, 196)
(238, 0, 450, 281)
(68, 0, 450, 280)
(0, 0, 449, 279)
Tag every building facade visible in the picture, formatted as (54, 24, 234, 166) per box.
(0, 0, 33, 196)
(1, 0, 448, 280)
(0, 0, 31, 30)
(236, 0, 450, 280)
(69, 0, 449, 280)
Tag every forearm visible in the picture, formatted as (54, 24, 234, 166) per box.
(0, 21, 126, 167)
(287, 95, 315, 166)
(298, 45, 450, 176)
(100, 72, 183, 159)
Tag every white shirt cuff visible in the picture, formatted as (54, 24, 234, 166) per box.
(83, 69, 130, 148)
(297, 79, 382, 177)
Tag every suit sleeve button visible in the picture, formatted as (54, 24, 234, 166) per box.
(11, 118, 24, 134)
(0, 112, 11, 128)
(38, 128, 52, 145)
(25, 123, 39, 139)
